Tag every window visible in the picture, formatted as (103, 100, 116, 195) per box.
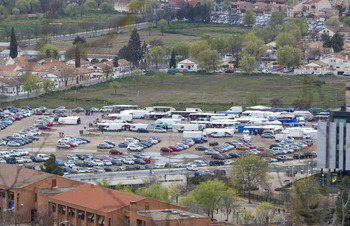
(78, 210, 85, 220)
(98, 216, 105, 225)
(69, 208, 75, 217)
(17, 194, 19, 202)
(52, 179, 56, 187)
(88, 213, 94, 222)
(51, 203, 56, 212)
(145, 202, 150, 210)
(0, 190, 4, 198)
(34, 193, 37, 202)
(7, 192, 14, 201)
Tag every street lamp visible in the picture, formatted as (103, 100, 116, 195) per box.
(292, 166, 295, 185)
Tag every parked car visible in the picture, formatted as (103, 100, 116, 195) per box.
(137, 128, 149, 133)
(109, 149, 123, 155)
(153, 127, 167, 133)
(97, 143, 113, 149)
(195, 146, 209, 151)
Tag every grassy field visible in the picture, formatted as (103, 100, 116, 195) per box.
(3, 73, 348, 111)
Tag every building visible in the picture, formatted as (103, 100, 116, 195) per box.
(177, 58, 199, 72)
(0, 164, 83, 224)
(48, 183, 211, 226)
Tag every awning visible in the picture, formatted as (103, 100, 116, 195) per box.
(98, 216, 105, 224)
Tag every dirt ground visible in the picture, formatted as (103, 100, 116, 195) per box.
(0, 112, 316, 163)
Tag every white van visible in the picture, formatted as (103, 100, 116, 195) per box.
(186, 165, 198, 171)
(37, 154, 49, 161)
(99, 106, 114, 112)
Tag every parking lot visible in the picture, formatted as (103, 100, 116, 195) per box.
(0, 108, 317, 175)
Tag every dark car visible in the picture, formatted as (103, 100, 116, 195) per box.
(195, 146, 209, 151)
(209, 160, 225, 166)
(118, 142, 129, 148)
(137, 128, 149, 133)
(72, 107, 84, 113)
(104, 166, 116, 172)
(211, 153, 225, 160)
(214, 169, 226, 176)
(160, 147, 172, 152)
(111, 159, 123, 166)
(134, 158, 146, 164)
(124, 165, 136, 170)
(135, 165, 146, 170)
(38, 125, 50, 130)
(192, 138, 204, 143)
(194, 171, 205, 176)
(30, 156, 44, 162)
(293, 153, 305, 159)
(228, 153, 240, 158)
(270, 144, 281, 149)
(304, 152, 317, 158)
(24, 165, 35, 170)
(209, 141, 218, 146)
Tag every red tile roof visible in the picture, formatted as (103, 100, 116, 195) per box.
(50, 184, 146, 213)
(0, 164, 52, 188)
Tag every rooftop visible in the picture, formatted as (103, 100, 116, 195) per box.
(50, 183, 146, 213)
(137, 209, 209, 221)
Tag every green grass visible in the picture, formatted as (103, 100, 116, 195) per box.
(164, 22, 251, 37)
(3, 73, 348, 111)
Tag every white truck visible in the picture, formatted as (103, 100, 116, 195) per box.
(129, 124, 149, 132)
(183, 131, 208, 141)
(108, 114, 133, 123)
(58, 116, 81, 125)
(172, 124, 204, 133)
(275, 134, 294, 142)
(98, 123, 128, 131)
(120, 110, 147, 119)
(155, 118, 181, 128)
(204, 128, 235, 137)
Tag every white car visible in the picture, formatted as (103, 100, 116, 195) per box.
(103, 160, 112, 166)
(153, 127, 167, 133)
(122, 158, 135, 165)
(22, 157, 32, 163)
(224, 160, 233, 165)
(15, 157, 25, 164)
(92, 160, 104, 166)
(186, 165, 198, 171)
(127, 144, 144, 152)
(7, 141, 21, 147)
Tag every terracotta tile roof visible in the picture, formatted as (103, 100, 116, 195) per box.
(0, 65, 19, 71)
(118, 59, 131, 66)
(0, 71, 21, 77)
(50, 184, 146, 213)
(327, 26, 350, 33)
(95, 61, 113, 69)
(0, 164, 52, 188)
(313, 60, 328, 67)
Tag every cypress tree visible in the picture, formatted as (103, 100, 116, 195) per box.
(127, 29, 142, 65)
(75, 45, 80, 68)
(113, 56, 119, 67)
(169, 49, 176, 69)
(10, 27, 18, 59)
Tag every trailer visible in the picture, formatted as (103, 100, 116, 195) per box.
(120, 110, 147, 119)
(183, 131, 208, 141)
(108, 114, 133, 123)
(172, 124, 205, 132)
(204, 128, 235, 137)
(98, 123, 129, 131)
(155, 118, 181, 128)
(129, 124, 149, 132)
(58, 116, 81, 125)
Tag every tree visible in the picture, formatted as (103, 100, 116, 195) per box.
(276, 32, 297, 48)
(219, 188, 238, 221)
(239, 54, 257, 74)
(242, 9, 255, 25)
(10, 27, 17, 59)
(135, 184, 169, 202)
(198, 49, 222, 72)
(114, 182, 133, 193)
(66, 3, 79, 16)
(65, 45, 87, 60)
(155, 71, 168, 83)
(268, 11, 284, 38)
(240, 39, 267, 61)
(128, 29, 143, 65)
(231, 154, 270, 203)
(193, 179, 226, 221)
(103, 64, 113, 80)
(15, 0, 30, 14)
(12, 8, 20, 18)
(325, 16, 340, 27)
(252, 27, 271, 44)
(336, 176, 350, 226)
(96, 178, 110, 188)
(322, 33, 332, 48)
(109, 80, 121, 95)
(190, 40, 210, 58)
(100, 2, 113, 13)
(168, 183, 181, 204)
(344, 17, 350, 27)
(227, 35, 242, 56)
(40, 43, 59, 59)
(173, 41, 190, 60)
(277, 45, 303, 68)
(75, 45, 80, 68)
(169, 48, 176, 69)
(73, 36, 86, 46)
(149, 46, 165, 68)
(331, 33, 344, 53)
(157, 19, 168, 36)
(42, 79, 55, 93)
(146, 22, 153, 36)
(256, 202, 275, 225)
(290, 177, 321, 223)
(84, 0, 98, 12)
(113, 56, 119, 67)
(22, 72, 41, 98)
(40, 154, 63, 176)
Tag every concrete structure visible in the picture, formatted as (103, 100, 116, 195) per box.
(317, 106, 350, 170)
(48, 183, 211, 226)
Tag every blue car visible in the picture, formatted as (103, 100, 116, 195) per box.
(55, 160, 64, 166)
(118, 142, 128, 148)
(13, 140, 25, 145)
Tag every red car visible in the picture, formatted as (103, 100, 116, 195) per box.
(35, 111, 43, 115)
(160, 147, 172, 152)
(109, 149, 123, 155)
(143, 158, 151, 163)
(225, 69, 234, 73)
(168, 146, 180, 152)
(38, 125, 50, 130)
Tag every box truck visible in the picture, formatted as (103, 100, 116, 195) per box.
(98, 123, 128, 131)
(172, 124, 204, 132)
(58, 116, 81, 125)
(183, 131, 208, 141)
